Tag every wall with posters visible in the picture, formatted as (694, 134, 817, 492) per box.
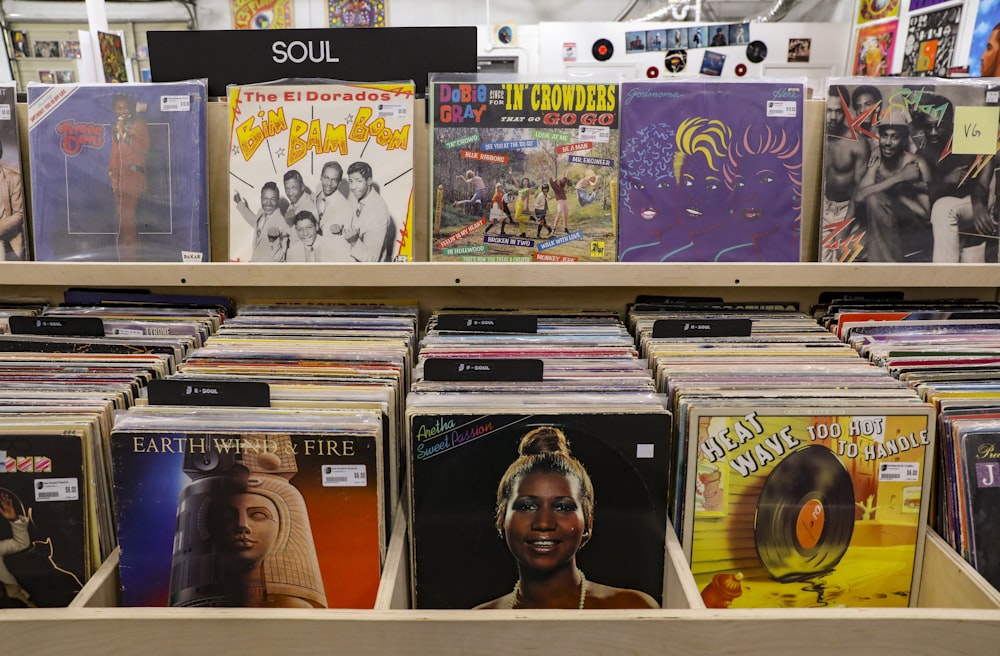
(188, 0, 853, 31)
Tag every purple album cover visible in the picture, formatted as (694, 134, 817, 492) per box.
(27, 82, 210, 262)
(617, 80, 804, 262)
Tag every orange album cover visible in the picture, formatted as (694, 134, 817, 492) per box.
(111, 429, 383, 608)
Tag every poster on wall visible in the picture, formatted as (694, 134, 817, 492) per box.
(328, 0, 386, 28)
(231, 0, 293, 29)
(858, 0, 901, 24)
(900, 4, 962, 77)
(852, 21, 898, 75)
(969, 0, 1000, 77)
(97, 31, 128, 83)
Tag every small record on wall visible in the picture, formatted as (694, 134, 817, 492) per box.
(665, 49, 687, 73)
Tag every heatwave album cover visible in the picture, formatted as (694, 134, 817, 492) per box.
(684, 408, 934, 608)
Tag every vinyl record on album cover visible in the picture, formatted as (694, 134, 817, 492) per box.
(753, 445, 855, 582)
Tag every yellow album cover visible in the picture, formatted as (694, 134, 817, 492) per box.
(685, 406, 934, 608)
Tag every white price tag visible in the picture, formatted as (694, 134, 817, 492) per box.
(378, 102, 406, 118)
(878, 462, 920, 483)
(766, 100, 797, 118)
(322, 464, 367, 487)
(35, 478, 79, 502)
(181, 251, 204, 263)
(110, 327, 144, 336)
(577, 125, 610, 143)
(161, 95, 191, 112)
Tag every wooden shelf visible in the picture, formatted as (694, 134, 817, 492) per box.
(3, 261, 1000, 290)
(6, 528, 1000, 656)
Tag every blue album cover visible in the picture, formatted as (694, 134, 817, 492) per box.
(617, 80, 805, 262)
(27, 82, 210, 262)
(700, 50, 726, 75)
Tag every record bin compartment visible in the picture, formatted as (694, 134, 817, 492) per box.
(32, 527, 1000, 656)
(67, 524, 1000, 610)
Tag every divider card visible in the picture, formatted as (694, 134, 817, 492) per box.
(430, 77, 619, 262)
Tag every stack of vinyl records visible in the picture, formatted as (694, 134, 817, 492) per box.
(0, 292, 229, 608)
(820, 295, 1000, 594)
(407, 309, 672, 609)
(0, 301, 46, 332)
(110, 302, 417, 609)
(628, 297, 935, 609)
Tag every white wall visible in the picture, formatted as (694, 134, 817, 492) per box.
(190, 0, 851, 31)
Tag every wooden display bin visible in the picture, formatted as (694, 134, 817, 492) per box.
(9, 519, 998, 656)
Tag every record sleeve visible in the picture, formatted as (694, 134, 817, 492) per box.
(617, 79, 805, 262)
(684, 406, 934, 608)
(430, 76, 619, 262)
(227, 80, 415, 263)
(112, 427, 383, 608)
(0, 431, 90, 607)
(820, 78, 1000, 263)
(408, 411, 670, 609)
(0, 81, 26, 261)
(27, 82, 210, 262)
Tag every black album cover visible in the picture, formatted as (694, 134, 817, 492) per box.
(0, 433, 89, 608)
(960, 429, 1000, 590)
(408, 411, 670, 609)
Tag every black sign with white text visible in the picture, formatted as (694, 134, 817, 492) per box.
(147, 27, 477, 97)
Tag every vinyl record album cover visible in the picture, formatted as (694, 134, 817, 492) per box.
(685, 408, 934, 608)
(430, 77, 619, 262)
(0, 432, 89, 608)
(900, 5, 962, 78)
(618, 80, 804, 262)
(0, 81, 26, 261)
(408, 412, 670, 609)
(112, 430, 382, 608)
(227, 80, 415, 262)
(852, 21, 898, 76)
(958, 427, 1000, 589)
(27, 82, 210, 262)
(820, 78, 1000, 263)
